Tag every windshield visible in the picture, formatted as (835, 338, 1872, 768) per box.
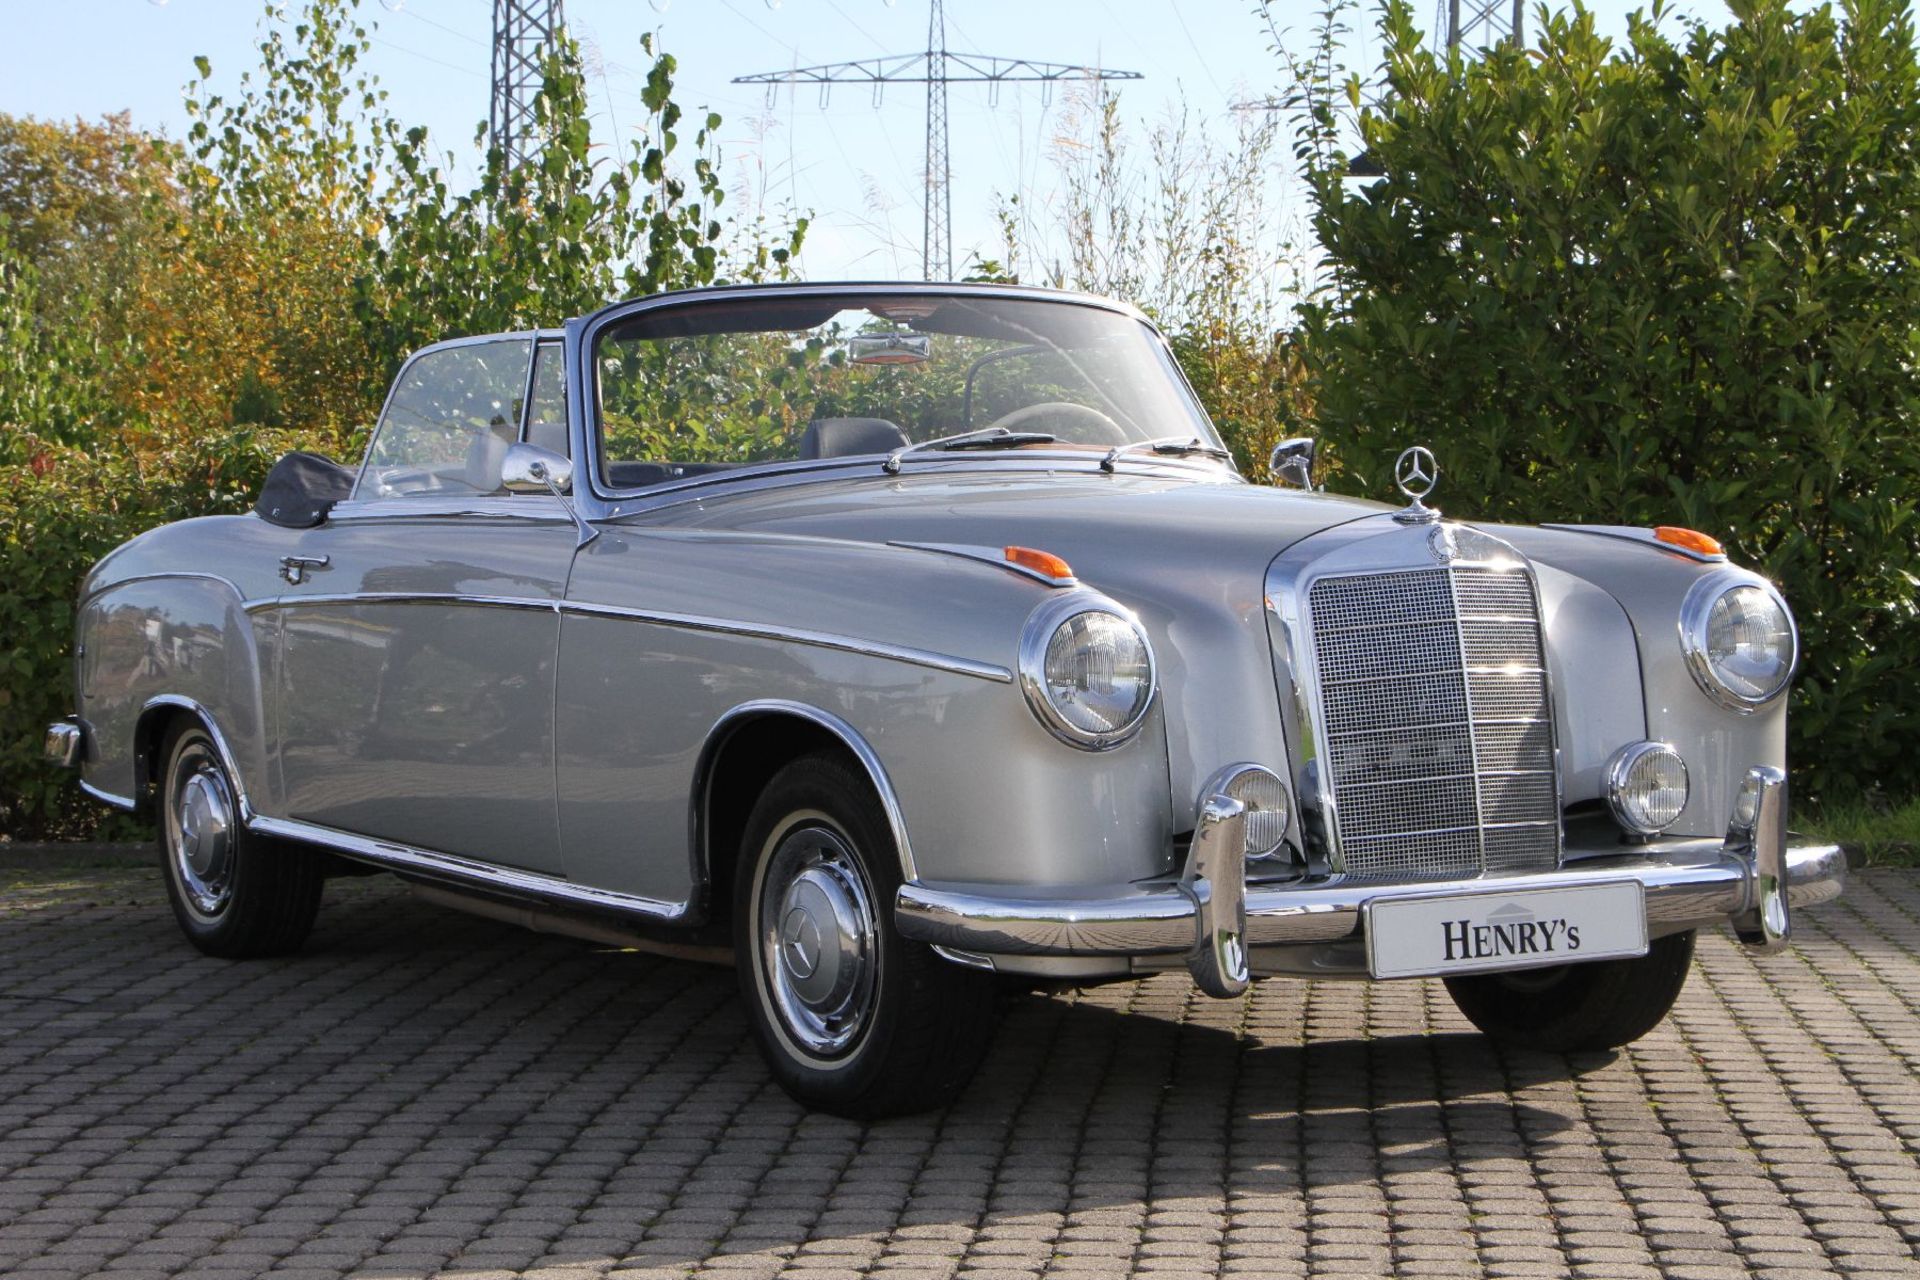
(592, 291, 1220, 491)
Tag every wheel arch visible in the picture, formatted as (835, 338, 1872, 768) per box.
(133, 695, 257, 822)
(691, 700, 915, 928)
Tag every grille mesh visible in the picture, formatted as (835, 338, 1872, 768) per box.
(1308, 564, 1560, 882)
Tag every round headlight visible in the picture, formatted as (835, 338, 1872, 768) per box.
(1681, 573, 1797, 712)
(1208, 764, 1291, 860)
(1606, 741, 1690, 836)
(1019, 595, 1156, 749)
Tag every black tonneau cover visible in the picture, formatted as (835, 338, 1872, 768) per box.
(254, 451, 355, 528)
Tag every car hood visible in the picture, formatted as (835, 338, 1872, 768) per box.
(638, 465, 1395, 603)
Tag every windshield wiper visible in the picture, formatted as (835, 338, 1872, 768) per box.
(1099, 436, 1236, 472)
(882, 427, 1060, 474)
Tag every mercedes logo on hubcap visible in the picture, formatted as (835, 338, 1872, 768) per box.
(1394, 446, 1439, 501)
(781, 906, 822, 979)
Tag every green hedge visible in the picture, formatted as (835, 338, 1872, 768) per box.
(1290, 0, 1920, 801)
(0, 430, 297, 838)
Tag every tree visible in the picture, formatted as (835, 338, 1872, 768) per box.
(1285, 0, 1920, 799)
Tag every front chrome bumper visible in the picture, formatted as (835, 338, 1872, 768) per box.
(896, 767, 1846, 994)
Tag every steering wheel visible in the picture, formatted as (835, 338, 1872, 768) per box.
(983, 401, 1128, 445)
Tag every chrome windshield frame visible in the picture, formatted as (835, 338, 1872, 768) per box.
(573, 281, 1228, 510)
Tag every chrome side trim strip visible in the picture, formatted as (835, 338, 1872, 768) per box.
(1541, 523, 1728, 563)
(563, 601, 1014, 683)
(245, 592, 557, 614)
(243, 592, 1011, 683)
(888, 540, 1077, 587)
(326, 500, 571, 524)
(693, 699, 922, 883)
(78, 778, 138, 812)
(249, 814, 689, 922)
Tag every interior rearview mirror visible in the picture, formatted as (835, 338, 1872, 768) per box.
(849, 332, 932, 366)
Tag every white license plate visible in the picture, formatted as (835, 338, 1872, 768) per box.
(1364, 880, 1647, 980)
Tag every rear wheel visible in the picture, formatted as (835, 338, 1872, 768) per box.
(158, 720, 323, 958)
(735, 753, 998, 1117)
(1444, 930, 1695, 1052)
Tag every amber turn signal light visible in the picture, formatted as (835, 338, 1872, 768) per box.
(1654, 526, 1725, 557)
(1005, 546, 1075, 581)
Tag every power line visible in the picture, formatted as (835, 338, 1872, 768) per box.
(734, 0, 1141, 280)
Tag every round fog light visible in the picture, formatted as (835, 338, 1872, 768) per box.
(1606, 741, 1689, 836)
(1205, 764, 1291, 861)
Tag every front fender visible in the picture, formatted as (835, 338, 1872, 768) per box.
(75, 573, 272, 811)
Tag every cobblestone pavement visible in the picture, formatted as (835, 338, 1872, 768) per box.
(0, 852, 1916, 1280)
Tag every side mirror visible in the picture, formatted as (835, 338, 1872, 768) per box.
(501, 442, 597, 547)
(501, 443, 574, 495)
(1270, 437, 1318, 490)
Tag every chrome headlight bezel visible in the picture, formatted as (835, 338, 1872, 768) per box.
(1018, 592, 1157, 751)
(1679, 570, 1798, 714)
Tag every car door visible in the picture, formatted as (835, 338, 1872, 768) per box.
(268, 335, 577, 875)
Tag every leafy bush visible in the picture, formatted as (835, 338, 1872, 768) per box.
(0, 429, 295, 838)
(1286, 0, 1920, 801)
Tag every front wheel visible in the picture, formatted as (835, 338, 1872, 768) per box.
(735, 753, 998, 1118)
(158, 719, 323, 958)
(1444, 930, 1695, 1052)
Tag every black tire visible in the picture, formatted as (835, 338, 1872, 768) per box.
(1444, 930, 1695, 1052)
(157, 719, 323, 958)
(734, 752, 999, 1118)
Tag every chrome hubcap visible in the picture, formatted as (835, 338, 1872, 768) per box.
(759, 823, 878, 1058)
(169, 749, 235, 918)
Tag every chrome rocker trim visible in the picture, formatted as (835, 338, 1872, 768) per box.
(895, 768, 1843, 990)
(249, 815, 690, 923)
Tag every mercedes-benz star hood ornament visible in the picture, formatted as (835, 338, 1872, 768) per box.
(1392, 445, 1441, 524)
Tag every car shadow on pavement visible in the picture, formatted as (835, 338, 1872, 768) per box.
(0, 874, 1597, 1278)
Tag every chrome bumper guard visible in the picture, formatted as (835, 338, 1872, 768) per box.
(44, 719, 83, 770)
(895, 766, 1845, 995)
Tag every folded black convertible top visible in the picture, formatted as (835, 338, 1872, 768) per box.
(254, 451, 355, 528)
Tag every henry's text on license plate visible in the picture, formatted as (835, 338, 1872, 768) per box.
(1365, 881, 1648, 980)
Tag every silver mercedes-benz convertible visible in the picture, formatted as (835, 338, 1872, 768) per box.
(47, 282, 1845, 1116)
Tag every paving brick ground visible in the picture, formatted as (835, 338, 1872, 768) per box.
(0, 850, 1915, 1280)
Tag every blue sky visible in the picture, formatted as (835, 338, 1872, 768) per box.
(0, 0, 1726, 279)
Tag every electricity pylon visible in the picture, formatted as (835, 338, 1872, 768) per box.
(735, 0, 1142, 280)
(491, 0, 567, 170)
(1441, 0, 1523, 49)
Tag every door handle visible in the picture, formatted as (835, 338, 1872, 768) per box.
(279, 555, 331, 586)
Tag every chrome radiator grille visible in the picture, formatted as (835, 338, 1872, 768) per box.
(1308, 565, 1560, 882)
